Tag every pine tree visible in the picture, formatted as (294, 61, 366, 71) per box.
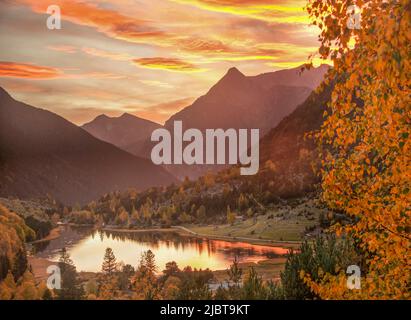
(133, 250, 158, 300)
(241, 268, 267, 300)
(57, 248, 84, 300)
(141, 250, 157, 275)
(102, 247, 117, 275)
(58, 247, 73, 270)
(227, 256, 242, 287)
(226, 206, 236, 225)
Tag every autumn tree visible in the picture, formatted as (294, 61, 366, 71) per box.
(179, 211, 192, 224)
(305, 0, 410, 299)
(0, 271, 16, 299)
(163, 261, 180, 278)
(130, 205, 140, 225)
(226, 206, 236, 225)
(161, 275, 181, 299)
(132, 250, 158, 300)
(102, 247, 118, 275)
(196, 205, 206, 223)
(13, 270, 39, 300)
(115, 207, 130, 226)
(98, 275, 119, 300)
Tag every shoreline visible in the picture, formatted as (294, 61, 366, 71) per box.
(171, 226, 301, 249)
(101, 225, 301, 249)
(32, 223, 302, 249)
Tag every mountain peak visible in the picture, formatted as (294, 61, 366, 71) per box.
(119, 112, 135, 119)
(212, 67, 246, 90)
(225, 67, 244, 78)
(95, 114, 110, 120)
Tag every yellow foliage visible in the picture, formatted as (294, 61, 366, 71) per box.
(307, 0, 410, 299)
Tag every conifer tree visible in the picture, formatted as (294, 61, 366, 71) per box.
(57, 248, 84, 300)
(102, 247, 117, 275)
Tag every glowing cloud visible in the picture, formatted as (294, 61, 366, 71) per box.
(171, 0, 309, 23)
(2, 0, 326, 124)
(0, 61, 62, 79)
(133, 58, 206, 73)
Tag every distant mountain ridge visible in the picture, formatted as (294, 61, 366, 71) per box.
(0, 87, 176, 205)
(82, 113, 161, 155)
(165, 65, 327, 134)
(160, 64, 329, 179)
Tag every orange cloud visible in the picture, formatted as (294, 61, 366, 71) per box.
(16, 0, 239, 56)
(18, 0, 170, 44)
(17, 0, 312, 65)
(0, 61, 124, 80)
(171, 0, 308, 23)
(0, 61, 62, 79)
(133, 57, 206, 73)
(179, 38, 234, 54)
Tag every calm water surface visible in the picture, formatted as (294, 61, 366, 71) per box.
(34, 226, 289, 272)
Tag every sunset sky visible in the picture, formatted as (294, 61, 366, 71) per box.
(0, 0, 324, 125)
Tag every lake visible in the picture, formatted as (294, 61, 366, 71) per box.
(33, 226, 290, 273)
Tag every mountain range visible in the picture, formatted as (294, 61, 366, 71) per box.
(165, 65, 328, 134)
(162, 64, 328, 178)
(0, 88, 176, 205)
(0, 64, 330, 204)
(82, 113, 161, 156)
(83, 65, 328, 167)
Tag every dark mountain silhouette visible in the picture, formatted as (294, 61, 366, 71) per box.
(0, 87, 176, 205)
(82, 113, 161, 156)
(158, 64, 329, 179)
(165, 66, 326, 134)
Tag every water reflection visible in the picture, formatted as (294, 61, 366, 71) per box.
(34, 227, 289, 273)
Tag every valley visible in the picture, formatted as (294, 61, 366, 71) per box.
(0, 63, 337, 299)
